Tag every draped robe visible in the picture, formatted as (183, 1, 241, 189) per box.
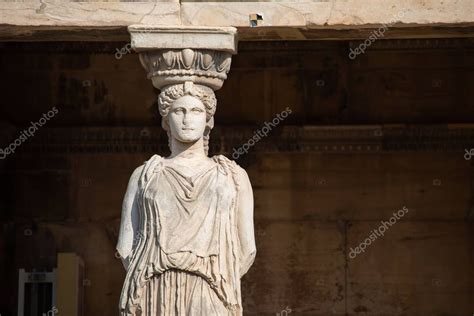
(117, 155, 256, 315)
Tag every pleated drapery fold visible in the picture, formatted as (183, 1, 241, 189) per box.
(119, 155, 244, 316)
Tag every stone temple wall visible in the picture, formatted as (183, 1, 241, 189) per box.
(0, 39, 473, 315)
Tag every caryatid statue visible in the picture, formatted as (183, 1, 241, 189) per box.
(116, 26, 256, 315)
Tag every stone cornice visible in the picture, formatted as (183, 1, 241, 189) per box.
(8, 125, 474, 155)
(0, 38, 472, 53)
(1, 1, 474, 41)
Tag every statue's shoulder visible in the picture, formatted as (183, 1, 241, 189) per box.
(142, 154, 163, 170)
(131, 154, 163, 187)
(212, 154, 249, 187)
(130, 154, 162, 175)
(129, 165, 144, 183)
(212, 154, 239, 170)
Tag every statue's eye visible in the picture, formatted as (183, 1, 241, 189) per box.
(192, 108, 204, 113)
(173, 108, 184, 114)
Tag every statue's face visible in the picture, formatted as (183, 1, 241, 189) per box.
(167, 95, 207, 143)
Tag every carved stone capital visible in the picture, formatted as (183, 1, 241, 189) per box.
(128, 25, 237, 91)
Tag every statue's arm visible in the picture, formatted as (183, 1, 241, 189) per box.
(235, 166, 257, 277)
(116, 165, 144, 270)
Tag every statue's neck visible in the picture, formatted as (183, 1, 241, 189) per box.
(169, 137, 207, 160)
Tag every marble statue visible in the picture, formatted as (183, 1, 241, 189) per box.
(116, 27, 256, 315)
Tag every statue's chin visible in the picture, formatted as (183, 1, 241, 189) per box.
(174, 137, 201, 144)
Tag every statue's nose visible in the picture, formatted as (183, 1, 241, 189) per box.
(183, 113, 191, 125)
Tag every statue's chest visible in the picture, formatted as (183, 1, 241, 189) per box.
(141, 166, 237, 255)
(144, 167, 236, 219)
